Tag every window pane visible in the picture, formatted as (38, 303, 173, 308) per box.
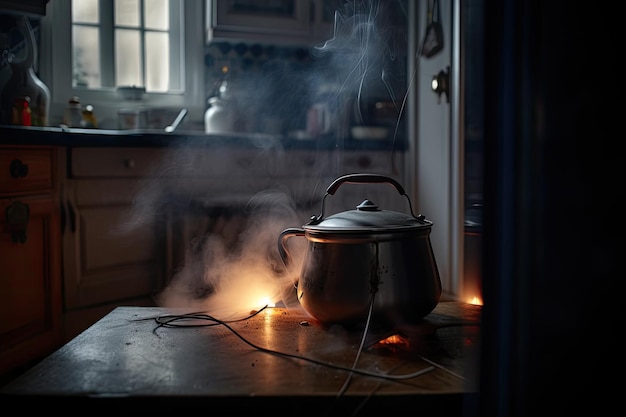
(115, 29, 142, 87)
(115, 0, 140, 27)
(145, 32, 169, 92)
(145, 0, 169, 30)
(66, 0, 184, 96)
(73, 26, 101, 87)
(72, 0, 99, 23)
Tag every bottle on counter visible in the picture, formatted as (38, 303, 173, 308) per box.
(81, 104, 98, 128)
(0, 16, 50, 126)
(204, 66, 236, 134)
(62, 96, 83, 127)
(11, 96, 32, 126)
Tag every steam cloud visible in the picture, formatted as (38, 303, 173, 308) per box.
(311, 0, 406, 126)
(118, 0, 408, 319)
(155, 186, 307, 317)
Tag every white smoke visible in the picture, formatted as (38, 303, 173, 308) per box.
(154, 187, 307, 317)
(116, 0, 408, 319)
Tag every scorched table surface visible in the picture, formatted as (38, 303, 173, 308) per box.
(0, 301, 481, 413)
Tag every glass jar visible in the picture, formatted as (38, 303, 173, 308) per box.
(62, 96, 83, 127)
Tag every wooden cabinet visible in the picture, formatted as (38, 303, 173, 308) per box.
(60, 147, 169, 339)
(207, 0, 341, 45)
(0, 145, 62, 380)
(0, 0, 48, 16)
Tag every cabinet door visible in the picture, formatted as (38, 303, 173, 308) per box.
(207, 0, 340, 44)
(62, 178, 166, 310)
(207, 0, 311, 41)
(0, 148, 54, 196)
(62, 147, 169, 311)
(0, 195, 62, 376)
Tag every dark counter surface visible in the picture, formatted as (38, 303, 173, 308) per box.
(0, 125, 407, 151)
(0, 302, 480, 413)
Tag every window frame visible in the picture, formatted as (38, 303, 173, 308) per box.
(40, 0, 206, 128)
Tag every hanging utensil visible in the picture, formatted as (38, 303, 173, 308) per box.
(421, 0, 444, 58)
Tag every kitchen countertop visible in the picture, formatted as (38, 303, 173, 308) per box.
(0, 125, 407, 151)
(0, 301, 480, 413)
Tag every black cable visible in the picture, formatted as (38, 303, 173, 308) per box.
(336, 292, 377, 398)
(146, 306, 435, 382)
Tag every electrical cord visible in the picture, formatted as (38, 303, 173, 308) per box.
(140, 306, 435, 382)
(323, 292, 378, 417)
(142, 304, 455, 417)
(335, 292, 376, 398)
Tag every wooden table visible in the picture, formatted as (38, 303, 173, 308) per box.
(0, 302, 481, 414)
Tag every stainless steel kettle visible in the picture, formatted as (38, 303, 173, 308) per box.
(278, 173, 442, 327)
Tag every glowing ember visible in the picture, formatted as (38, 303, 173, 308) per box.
(377, 334, 409, 346)
(468, 296, 483, 305)
(257, 296, 275, 309)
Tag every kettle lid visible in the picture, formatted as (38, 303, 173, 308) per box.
(304, 199, 432, 233)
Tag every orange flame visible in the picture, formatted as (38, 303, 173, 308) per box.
(256, 296, 275, 309)
(467, 296, 483, 306)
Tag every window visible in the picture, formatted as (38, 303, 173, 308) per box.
(71, 0, 179, 92)
(40, 0, 205, 127)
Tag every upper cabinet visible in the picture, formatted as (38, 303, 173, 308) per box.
(207, 0, 341, 45)
(0, 0, 48, 17)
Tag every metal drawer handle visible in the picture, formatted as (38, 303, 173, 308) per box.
(124, 159, 136, 168)
(9, 159, 29, 178)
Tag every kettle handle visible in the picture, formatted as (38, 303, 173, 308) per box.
(278, 227, 305, 266)
(326, 173, 406, 196)
(308, 173, 422, 224)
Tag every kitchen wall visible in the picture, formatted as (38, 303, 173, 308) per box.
(202, 41, 323, 135)
(405, 0, 463, 300)
(402, 0, 484, 303)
